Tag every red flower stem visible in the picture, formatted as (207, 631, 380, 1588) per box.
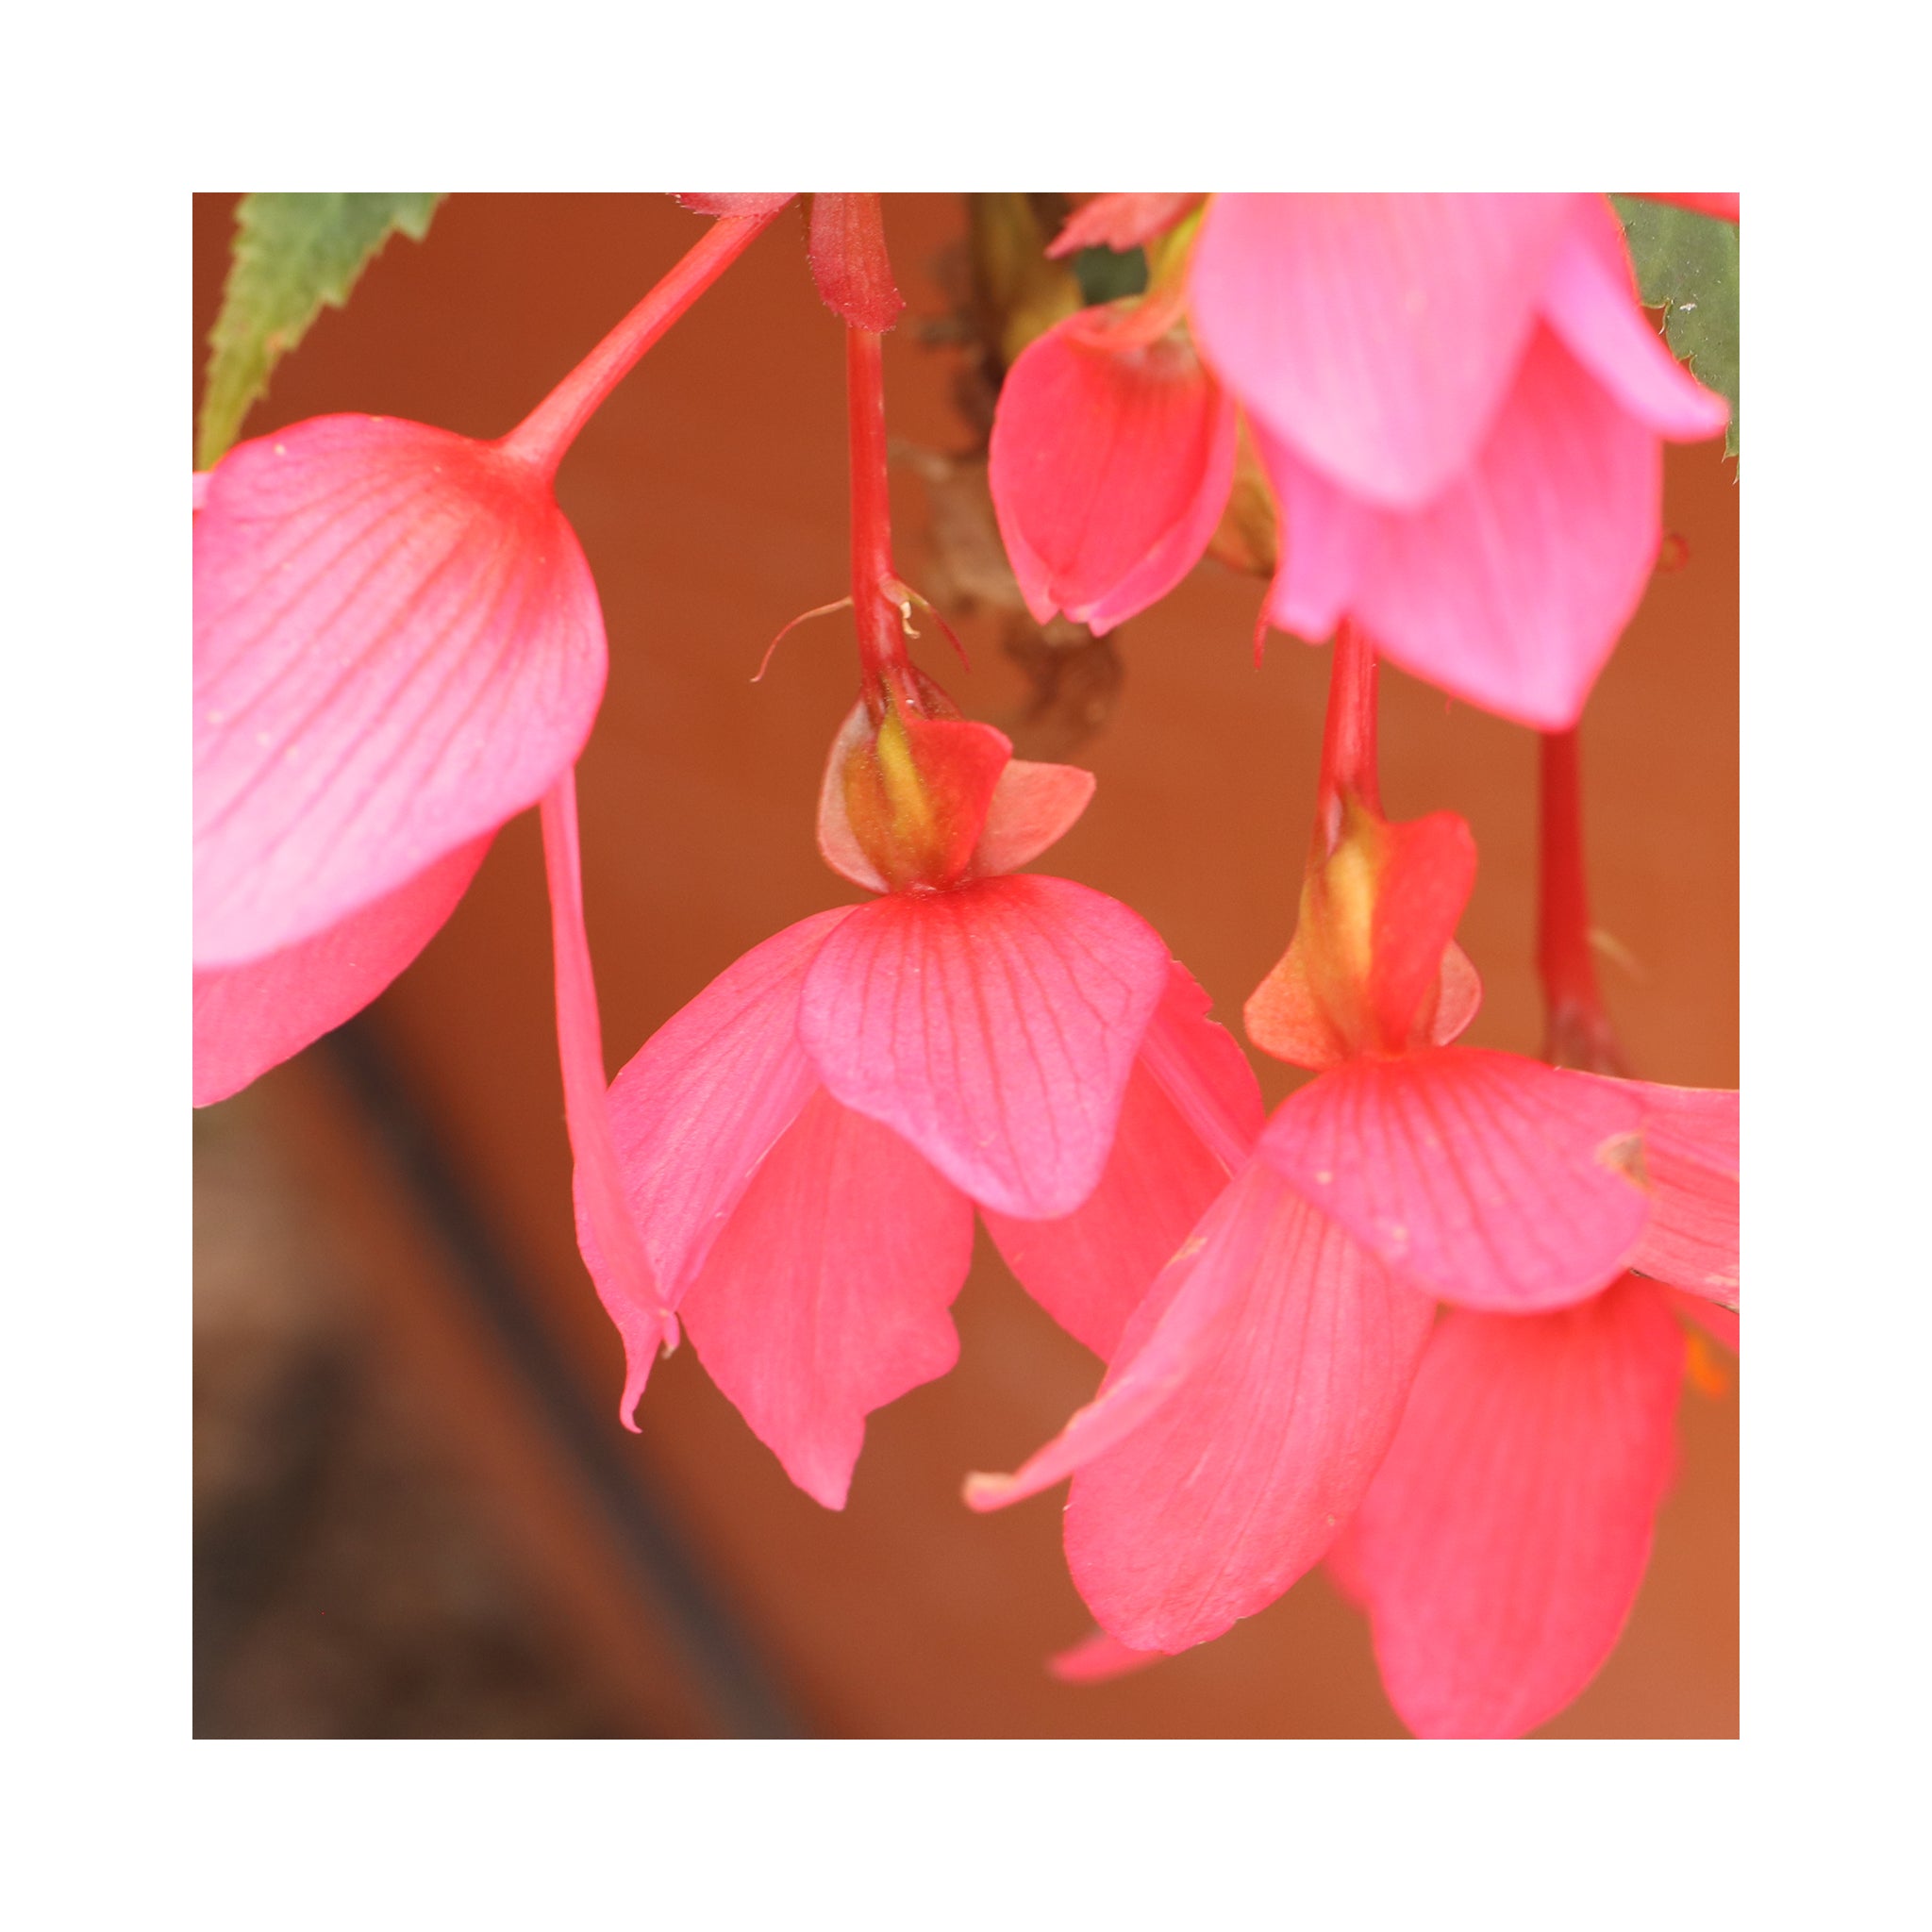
(846, 325, 910, 701)
(502, 210, 780, 476)
(1313, 621, 1381, 846)
(1538, 727, 1627, 1074)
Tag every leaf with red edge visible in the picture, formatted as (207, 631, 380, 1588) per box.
(807, 192, 904, 331)
(989, 314, 1238, 635)
(1260, 1046, 1649, 1311)
(679, 1090, 974, 1509)
(1610, 194, 1740, 453)
(1047, 193, 1202, 258)
(799, 874, 1170, 1219)
(194, 416, 606, 966)
(193, 834, 489, 1107)
(984, 962, 1261, 1357)
(1333, 1277, 1685, 1737)
(1258, 326, 1664, 731)
(1191, 192, 1584, 509)
(1006, 1162, 1434, 1652)
(591, 908, 855, 1299)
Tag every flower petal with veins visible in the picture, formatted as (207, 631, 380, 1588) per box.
(679, 1089, 973, 1508)
(800, 874, 1170, 1218)
(1261, 1046, 1649, 1310)
(195, 416, 605, 964)
(1333, 1277, 1685, 1738)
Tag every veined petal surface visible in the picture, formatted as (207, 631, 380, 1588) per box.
(807, 192, 905, 331)
(1560, 1074, 1740, 1303)
(990, 316, 1237, 633)
(192, 834, 489, 1107)
(1264, 327, 1663, 730)
(1057, 1164, 1435, 1652)
(799, 874, 1170, 1219)
(1191, 193, 1583, 508)
(594, 908, 855, 1296)
(1336, 1277, 1685, 1738)
(195, 416, 606, 964)
(1261, 1047, 1648, 1310)
(984, 963, 1262, 1357)
(680, 1090, 973, 1509)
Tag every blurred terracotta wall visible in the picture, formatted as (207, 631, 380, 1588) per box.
(193, 192, 1738, 1737)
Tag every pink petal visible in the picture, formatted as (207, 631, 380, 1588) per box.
(542, 774, 676, 1427)
(983, 963, 1262, 1357)
(594, 907, 856, 1297)
(968, 1161, 1433, 1634)
(972, 758, 1096, 878)
(193, 834, 489, 1107)
(1256, 428, 1380, 641)
(1540, 198, 1730, 441)
(975, 1161, 1434, 1650)
(799, 874, 1171, 1218)
(1266, 326, 1664, 729)
(1047, 193, 1202, 258)
(1049, 1629, 1165, 1684)
(1369, 810, 1480, 1050)
(1191, 193, 1584, 508)
(1260, 1047, 1649, 1311)
(195, 416, 605, 965)
(1336, 1277, 1686, 1737)
(1560, 1074, 1739, 1304)
(807, 192, 905, 331)
(989, 315, 1237, 633)
(675, 193, 797, 216)
(679, 1089, 974, 1508)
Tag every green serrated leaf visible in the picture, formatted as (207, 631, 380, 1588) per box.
(196, 192, 444, 470)
(1609, 194, 1739, 457)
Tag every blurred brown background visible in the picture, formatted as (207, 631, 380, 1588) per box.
(192, 192, 1739, 1738)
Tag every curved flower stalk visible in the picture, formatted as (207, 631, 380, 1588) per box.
(966, 628, 1691, 1657)
(579, 324, 1262, 1505)
(989, 192, 1732, 729)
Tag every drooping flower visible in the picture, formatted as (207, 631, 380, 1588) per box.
(577, 321, 1262, 1502)
(987, 192, 1732, 729)
(193, 205, 788, 1419)
(584, 679, 1260, 1505)
(192, 206, 780, 1103)
(965, 630, 1666, 1654)
(1323, 725, 1740, 1736)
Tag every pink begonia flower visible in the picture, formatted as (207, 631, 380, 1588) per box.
(1326, 1076, 1738, 1737)
(193, 207, 780, 1102)
(194, 206, 791, 1420)
(966, 632, 1664, 1655)
(988, 192, 1731, 730)
(581, 682, 1261, 1507)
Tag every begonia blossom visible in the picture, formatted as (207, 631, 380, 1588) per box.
(194, 205, 791, 1417)
(577, 323, 1261, 1503)
(989, 192, 1732, 729)
(965, 630, 1673, 1655)
(1325, 726, 1740, 1735)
